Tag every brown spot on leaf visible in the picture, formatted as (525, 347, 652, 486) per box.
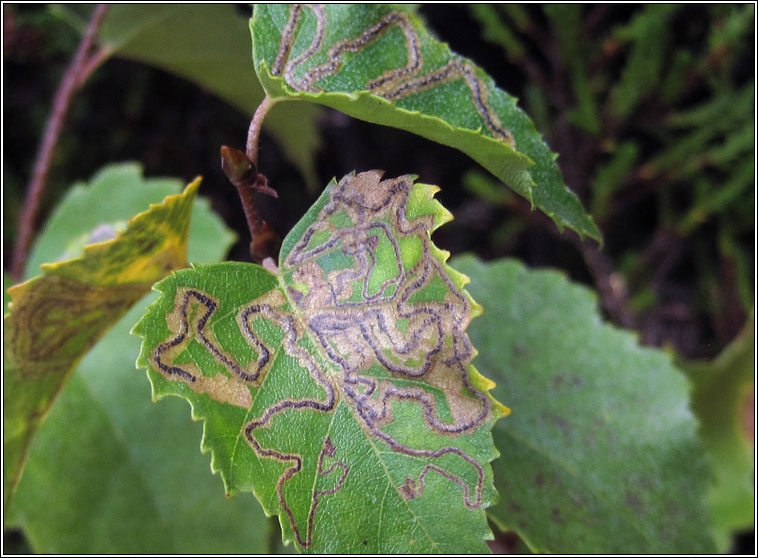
(196, 373, 252, 408)
(551, 508, 565, 525)
(552, 372, 585, 390)
(508, 500, 524, 513)
(542, 412, 572, 440)
(512, 342, 528, 360)
(535, 473, 545, 487)
(626, 491, 643, 513)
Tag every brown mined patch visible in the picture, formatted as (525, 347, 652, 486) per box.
(154, 287, 273, 407)
(288, 170, 489, 433)
(292, 260, 333, 310)
(534, 473, 545, 487)
(348, 170, 386, 207)
(257, 287, 287, 309)
(196, 373, 252, 408)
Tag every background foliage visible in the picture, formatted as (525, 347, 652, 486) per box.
(3, 4, 754, 554)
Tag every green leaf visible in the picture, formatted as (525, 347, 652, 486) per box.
(251, 4, 600, 241)
(3, 170, 200, 513)
(135, 171, 507, 553)
(54, 4, 322, 191)
(681, 312, 754, 552)
(454, 255, 715, 554)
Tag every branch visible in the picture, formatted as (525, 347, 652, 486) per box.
(10, 4, 110, 280)
(580, 242, 635, 328)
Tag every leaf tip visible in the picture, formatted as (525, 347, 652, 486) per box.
(471, 300, 484, 318)
(186, 175, 203, 195)
(468, 365, 511, 420)
(495, 400, 512, 418)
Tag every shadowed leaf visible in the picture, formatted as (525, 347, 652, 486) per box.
(135, 171, 507, 553)
(681, 312, 754, 551)
(54, 4, 322, 191)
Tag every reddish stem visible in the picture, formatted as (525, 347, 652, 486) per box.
(246, 95, 277, 167)
(220, 145, 280, 263)
(77, 45, 113, 88)
(11, 4, 110, 280)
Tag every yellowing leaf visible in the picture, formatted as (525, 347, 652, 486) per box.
(3, 177, 200, 512)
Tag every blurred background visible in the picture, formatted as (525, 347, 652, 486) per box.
(3, 3, 754, 553)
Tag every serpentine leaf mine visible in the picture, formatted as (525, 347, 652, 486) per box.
(252, 4, 601, 241)
(272, 5, 514, 146)
(4, 178, 200, 513)
(135, 171, 508, 553)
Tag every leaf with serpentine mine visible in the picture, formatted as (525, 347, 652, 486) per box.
(251, 4, 600, 241)
(4, 173, 200, 514)
(134, 170, 508, 553)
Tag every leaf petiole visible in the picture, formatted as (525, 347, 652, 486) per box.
(246, 94, 279, 167)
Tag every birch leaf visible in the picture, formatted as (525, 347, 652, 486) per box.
(3, 172, 200, 512)
(251, 4, 600, 241)
(455, 255, 715, 554)
(135, 171, 507, 553)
